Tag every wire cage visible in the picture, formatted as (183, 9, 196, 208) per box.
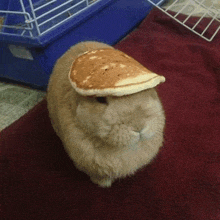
(0, 0, 112, 46)
(2, 0, 98, 36)
(0, 0, 166, 88)
(147, 0, 220, 41)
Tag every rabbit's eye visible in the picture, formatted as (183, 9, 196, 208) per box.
(96, 97, 108, 104)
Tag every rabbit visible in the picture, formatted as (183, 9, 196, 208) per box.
(47, 41, 166, 188)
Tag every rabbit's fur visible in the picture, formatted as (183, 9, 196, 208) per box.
(47, 41, 165, 187)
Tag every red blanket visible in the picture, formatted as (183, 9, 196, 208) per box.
(1, 9, 220, 220)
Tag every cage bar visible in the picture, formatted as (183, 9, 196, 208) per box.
(147, 0, 220, 41)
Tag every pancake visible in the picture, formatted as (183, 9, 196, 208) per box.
(68, 48, 165, 96)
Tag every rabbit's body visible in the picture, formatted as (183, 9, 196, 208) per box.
(47, 41, 165, 187)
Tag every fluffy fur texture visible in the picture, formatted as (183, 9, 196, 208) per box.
(47, 41, 166, 187)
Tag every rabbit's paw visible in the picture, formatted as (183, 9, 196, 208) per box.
(90, 177, 113, 188)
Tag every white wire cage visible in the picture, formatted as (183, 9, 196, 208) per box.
(147, 0, 220, 41)
(0, 0, 100, 39)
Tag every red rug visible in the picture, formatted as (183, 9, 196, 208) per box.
(1, 9, 220, 220)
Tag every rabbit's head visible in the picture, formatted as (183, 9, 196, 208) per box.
(68, 46, 165, 150)
(74, 88, 165, 150)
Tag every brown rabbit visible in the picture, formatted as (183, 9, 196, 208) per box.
(47, 41, 165, 187)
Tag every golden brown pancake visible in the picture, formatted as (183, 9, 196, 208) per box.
(68, 48, 165, 96)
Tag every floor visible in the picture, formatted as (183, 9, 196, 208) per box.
(0, 82, 45, 131)
(0, 0, 219, 131)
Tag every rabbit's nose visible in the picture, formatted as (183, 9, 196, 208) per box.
(132, 128, 142, 133)
(132, 126, 145, 134)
